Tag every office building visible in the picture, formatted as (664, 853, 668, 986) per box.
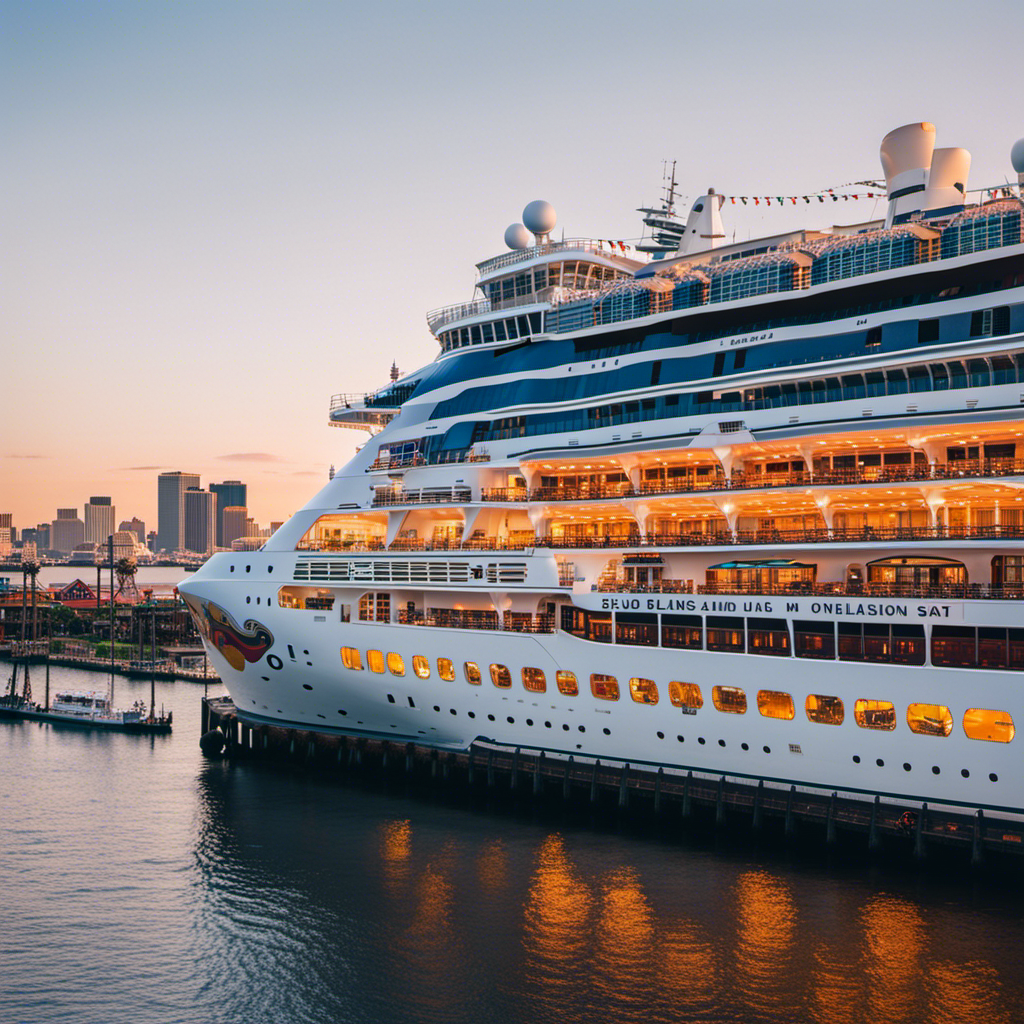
(221, 506, 248, 549)
(157, 471, 200, 552)
(183, 488, 217, 555)
(210, 481, 247, 547)
(119, 518, 146, 543)
(51, 509, 85, 553)
(84, 497, 115, 546)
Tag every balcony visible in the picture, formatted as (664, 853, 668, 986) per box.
(396, 608, 555, 632)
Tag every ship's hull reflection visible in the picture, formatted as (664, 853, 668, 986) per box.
(192, 765, 1022, 1024)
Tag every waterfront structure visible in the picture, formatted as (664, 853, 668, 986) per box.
(222, 506, 248, 550)
(157, 471, 200, 553)
(0, 528, 11, 560)
(84, 497, 115, 546)
(181, 123, 1024, 825)
(210, 481, 247, 547)
(183, 488, 217, 555)
(51, 509, 85, 554)
(119, 518, 146, 544)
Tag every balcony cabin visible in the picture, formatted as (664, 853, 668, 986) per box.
(277, 586, 335, 610)
(296, 513, 387, 551)
(391, 508, 465, 550)
(479, 471, 528, 502)
(534, 469, 631, 501)
(703, 559, 817, 593)
(866, 555, 966, 592)
(462, 508, 535, 549)
(640, 457, 725, 495)
(622, 554, 663, 589)
(548, 508, 639, 547)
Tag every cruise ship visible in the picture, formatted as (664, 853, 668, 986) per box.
(181, 122, 1024, 824)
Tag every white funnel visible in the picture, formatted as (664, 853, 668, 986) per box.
(880, 122, 936, 227)
(921, 147, 970, 216)
(676, 189, 725, 256)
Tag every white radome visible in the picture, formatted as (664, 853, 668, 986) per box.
(1011, 138, 1024, 174)
(522, 200, 557, 236)
(504, 223, 533, 250)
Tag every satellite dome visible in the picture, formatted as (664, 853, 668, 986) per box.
(1011, 138, 1024, 174)
(504, 223, 532, 250)
(522, 200, 557, 236)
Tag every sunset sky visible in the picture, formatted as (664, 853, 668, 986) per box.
(3, 0, 1021, 531)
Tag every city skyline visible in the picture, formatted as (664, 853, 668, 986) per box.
(3, 1, 1021, 529)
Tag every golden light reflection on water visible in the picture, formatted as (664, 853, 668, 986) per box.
(807, 943, 862, 1024)
(378, 819, 412, 891)
(522, 834, 593, 995)
(862, 895, 926, 1024)
(593, 866, 657, 1013)
(656, 920, 718, 1006)
(927, 960, 1010, 1024)
(476, 839, 507, 891)
(732, 869, 797, 1010)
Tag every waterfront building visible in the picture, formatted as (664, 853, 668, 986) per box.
(0, 528, 11, 560)
(210, 481, 247, 547)
(32, 524, 50, 552)
(222, 506, 248, 549)
(84, 497, 115, 546)
(157, 471, 200, 553)
(119, 517, 146, 543)
(0, 513, 13, 543)
(51, 509, 85, 554)
(181, 123, 1024, 826)
(112, 530, 146, 563)
(183, 488, 217, 555)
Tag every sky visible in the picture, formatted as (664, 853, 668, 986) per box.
(2, 0, 1022, 532)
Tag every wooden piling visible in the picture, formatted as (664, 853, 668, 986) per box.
(752, 779, 764, 831)
(562, 755, 573, 801)
(715, 776, 726, 826)
(826, 791, 837, 845)
(681, 771, 692, 818)
(868, 795, 881, 851)
(654, 767, 663, 814)
(533, 752, 543, 795)
(972, 809, 985, 867)
(618, 763, 630, 809)
(510, 747, 520, 791)
(914, 803, 928, 860)
(590, 760, 601, 805)
(784, 785, 796, 837)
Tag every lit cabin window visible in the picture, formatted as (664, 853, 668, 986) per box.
(805, 694, 844, 725)
(556, 670, 579, 696)
(412, 655, 430, 679)
(367, 649, 385, 674)
(669, 682, 703, 710)
(962, 708, 1015, 743)
(490, 664, 512, 688)
(437, 658, 455, 682)
(712, 685, 747, 714)
(757, 690, 795, 720)
(464, 661, 482, 685)
(340, 647, 363, 671)
(629, 677, 659, 705)
(279, 586, 334, 610)
(906, 702, 953, 737)
(854, 699, 896, 730)
(590, 674, 619, 701)
(387, 652, 405, 676)
(522, 667, 546, 693)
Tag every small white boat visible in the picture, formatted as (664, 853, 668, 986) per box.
(48, 690, 145, 727)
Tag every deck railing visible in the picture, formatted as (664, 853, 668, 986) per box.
(596, 579, 1024, 600)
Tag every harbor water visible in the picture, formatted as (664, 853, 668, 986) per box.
(2, 663, 1023, 1024)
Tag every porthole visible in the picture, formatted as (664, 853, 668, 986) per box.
(507, 716, 515, 724)
(741, 743, 749, 751)
(268, 566, 273, 572)
(449, 709, 456, 716)
(246, 596, 251, 604)
(577, 725, 585, 733)
(487, 714, 495, 722)
(903, 763, 912, 772)
(562, 724, 570, 731)
(603, 728, 610, 735)
(852, 755, 861, 763)
(990, 773, 999, 782)
(245, 565, 250, 573)
(876, 758, 884, 767)
(931, 766, 940, 775)
(302, 684, 312, 691)
(544, 721, 551, 728)
(337, 709, 348, 716)
(961, 768, 969, 778)
(657, 731, 665, 739)
(433, 705, 440, 712)
(526, 719, 534, 726)
(676, 735, 684, 743)
(763, 746, 771, 754)
(468, 712, 476, 719)
(698, 737, 706, 745)
(386, 694, 395, 704)
(718, 739, 726, 747)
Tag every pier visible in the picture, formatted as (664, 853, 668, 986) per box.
(201, 696, 1024, 865)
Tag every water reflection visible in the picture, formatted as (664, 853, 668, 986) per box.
(733, 869, 798, 1012)
(862, 895, 926, 1024)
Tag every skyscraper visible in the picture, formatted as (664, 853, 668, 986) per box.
(210, 481, 247, 547)
(119, 518, 146, 543)
(51, 508, 85, 553)
(84, 497, 115, 546)
(157, 471, 200, 553)
(183, 488, 217, 555)
(222, 506, 248, 550)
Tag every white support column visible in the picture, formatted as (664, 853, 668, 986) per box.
(617, 455, 643, 493)
(920, 487, 946, 535)
(712, 445, 736, 482)
(798, 444, 816, 482)
(710, 497, 738, 540)
(489, 591, 511, 630)
(386, 511, 407, 548)
(461, 507, 482, 546)
(624, 500, 652, 540)
(909, 436, 945, 478)
(814, 496, 834, 537)
(527, 507, 548, 542)
(995, 500, 1001, 536)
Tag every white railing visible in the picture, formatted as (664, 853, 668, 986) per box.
(475, 238, 647, 278)
(426, 298, 492, 333)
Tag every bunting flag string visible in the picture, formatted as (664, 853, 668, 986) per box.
(726, 188, 884, 207)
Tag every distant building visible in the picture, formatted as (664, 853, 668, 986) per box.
(230, 536, 264, 551)
(51, 509, 85, 554)
(210, 481, 247, 548)
(70, 542, 100, 565)
(119, 517, 146, 544)
(270, 521, 284, 533)
(54, 579, 97, 606)
(21, 541, 37, 563)
(84, 497, 115, 546)
(0, 513, 13, 545)
(32, 524, 50, 551)
(112, 530, 145, 562)
(0, 528, 11, 559)
(222, 506, 248, 550)
(157, 472, 200, 552)
(183, 488, 217, 555)
(146, 530, 158, 552)
(245, 517, 260, 537)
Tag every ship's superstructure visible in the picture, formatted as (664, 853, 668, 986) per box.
(181, 123, 1024, 823)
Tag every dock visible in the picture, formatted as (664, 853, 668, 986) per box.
(201, 696, 1024, 865)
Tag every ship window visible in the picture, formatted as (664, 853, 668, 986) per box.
(412, 655, 430, 679)
(590, 673, 619, 701)
(931, 625, 977, 667)
(628, 677, 659, 705)
(962, 708, 1015, 743)
(490, 664, 512, 688)
(340, 646, 363, 671)
(918, 319, 940, 344)
(522, 667, 547, 693)
(794, 621, 835, 660)
(805, 694, 844, 726)
(747, 618, 790, 656)
(662, 614, 702, 649)
(556, 670, 579, 696)
(387, 652, 405, 676)
(906, 702, 953, 737)
(616, 613, 658, 646)
(464, 661, 482, 685)
(757, 690, 794, 720)
(706, 616, 745, 653)
(712, 685, 747, 714)
(437, 657, 455, 681)
(367, 649, 385, 674)
(854, 699, 896, 731)
(669, 681, 703, 709)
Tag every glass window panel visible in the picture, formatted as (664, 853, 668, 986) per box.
(590, 673, 620, 701)
(805, 694, 844, 725)
(556, 670, 579, 696)
(522, 667, 547, 693)
(412, 655, 430, 679)
(437, 657, 455, 682)
(906, 702, 953, 737)
(628, 677, 659, 705)
(367, 649, 385, 674)
(464, 661, 482, 685)
(712, 685, 747, 714)
(341, 646, 363, 671)
(490, 664, 512, 688)
(962, 708, 1015, 743)
(668, 681, 703, 709)
(757, 690, 795, 719)
(387, 652, 405, 676)
(854, 699, 896, 730)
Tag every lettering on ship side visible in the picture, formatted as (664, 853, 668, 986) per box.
(593, 595, 963, 621)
